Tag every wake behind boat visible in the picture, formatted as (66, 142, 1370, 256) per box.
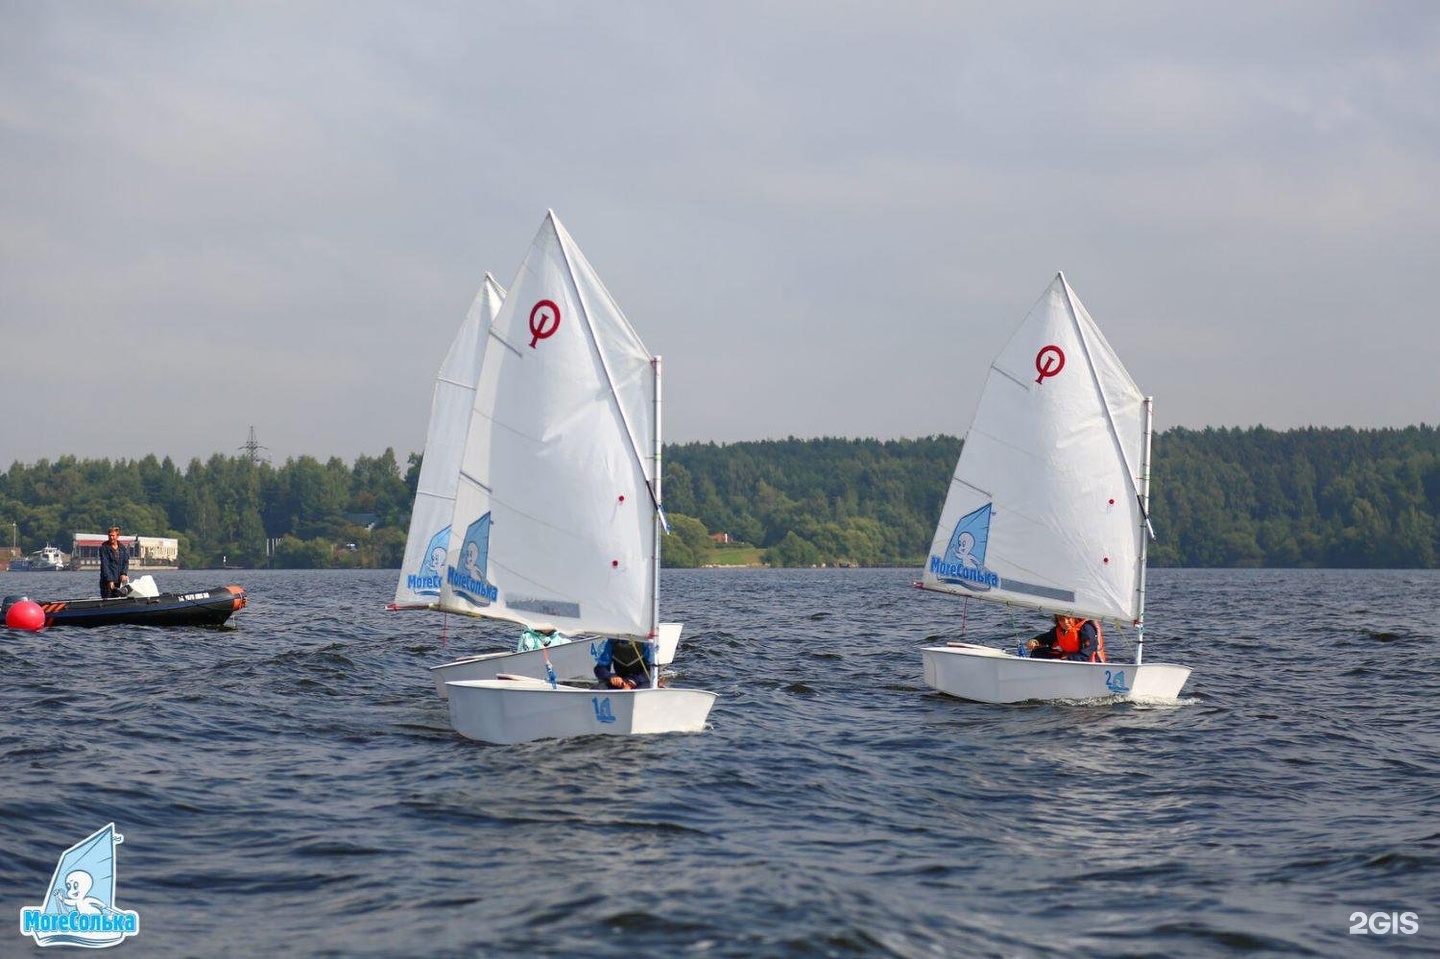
(434, 210, 716, 743)
(3, 576, 246, 628)
(916, 273, 1192, 704)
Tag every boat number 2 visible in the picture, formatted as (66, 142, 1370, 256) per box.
(591, 697, 617, 724)
(1104, 670, 1130, 694)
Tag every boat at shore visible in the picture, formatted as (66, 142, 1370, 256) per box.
(8, 545, 68, 572)
(2, 576, 246, 628)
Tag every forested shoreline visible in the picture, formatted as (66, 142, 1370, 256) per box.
(3, 425, 1438, 569)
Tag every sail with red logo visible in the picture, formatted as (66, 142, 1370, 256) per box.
(917, 273, 1192, 704)
(435, 210, 715, 743)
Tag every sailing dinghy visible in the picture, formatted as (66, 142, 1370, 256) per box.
(390, 272, 684, 696)
(917, 273, 1191, 704)
(437, 210, 715, 743)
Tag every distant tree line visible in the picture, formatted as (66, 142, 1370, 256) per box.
(660, 427, 1440, 569)
(0, 451, 414, 569)
(659, 437, 957, 567)
(1146, 425, 1440, 568)
(3, 425, 1438, 569)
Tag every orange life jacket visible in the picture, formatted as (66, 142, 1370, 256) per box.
(1056, 619, 1107, 662)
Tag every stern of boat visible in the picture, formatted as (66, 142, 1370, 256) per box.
(1127, 663, 1192, 701)
(655, 622, 683, 665)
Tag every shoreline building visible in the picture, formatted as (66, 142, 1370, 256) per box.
(70, 533, 180, 571)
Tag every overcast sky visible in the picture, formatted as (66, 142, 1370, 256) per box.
(2, 1, 1436, 468)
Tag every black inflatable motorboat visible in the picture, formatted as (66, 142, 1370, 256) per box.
(3, 579, 246, 628)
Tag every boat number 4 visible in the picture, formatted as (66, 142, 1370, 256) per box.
(178, 593, 206, 602)
(591, 697, 617, 724)
(1104, 670, 1130, 694)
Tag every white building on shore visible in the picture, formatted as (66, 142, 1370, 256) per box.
(70, 533, 180, 571)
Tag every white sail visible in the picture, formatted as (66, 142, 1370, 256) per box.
(921, 272, 1149, 626)
(393, 273, 507, 608)
(436, 210, 659, 639)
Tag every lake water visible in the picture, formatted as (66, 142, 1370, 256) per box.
(1, 567, 1435, 957)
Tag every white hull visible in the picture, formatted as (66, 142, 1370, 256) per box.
(446, 678, 717, 744)
(922, 643, 1191, 704)
(429, 623, 684, 699)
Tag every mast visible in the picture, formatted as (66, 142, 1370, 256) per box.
(649, 355, 663, 686)
(1134, 395, 1154, 665)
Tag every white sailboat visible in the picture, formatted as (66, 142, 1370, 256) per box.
(438, 210, 716, 743)
(391, 271, 684, 696)
(917, 273, 1192, 704)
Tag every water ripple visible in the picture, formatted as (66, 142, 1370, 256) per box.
(2, 567, 1437, 957)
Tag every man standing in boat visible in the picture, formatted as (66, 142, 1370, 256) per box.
(99, 526, 130, 598)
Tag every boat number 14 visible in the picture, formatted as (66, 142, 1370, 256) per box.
(591, 697, 617, 724)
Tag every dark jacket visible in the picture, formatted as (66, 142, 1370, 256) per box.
(98, 542, 130, 589)
(593, 638, 653, 689)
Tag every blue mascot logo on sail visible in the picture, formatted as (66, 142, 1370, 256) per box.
(446, 513, 499, 606)
(19, 823, 140, 949)
(406, 526, 450, 597)
(929, 503, 1000, 591)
